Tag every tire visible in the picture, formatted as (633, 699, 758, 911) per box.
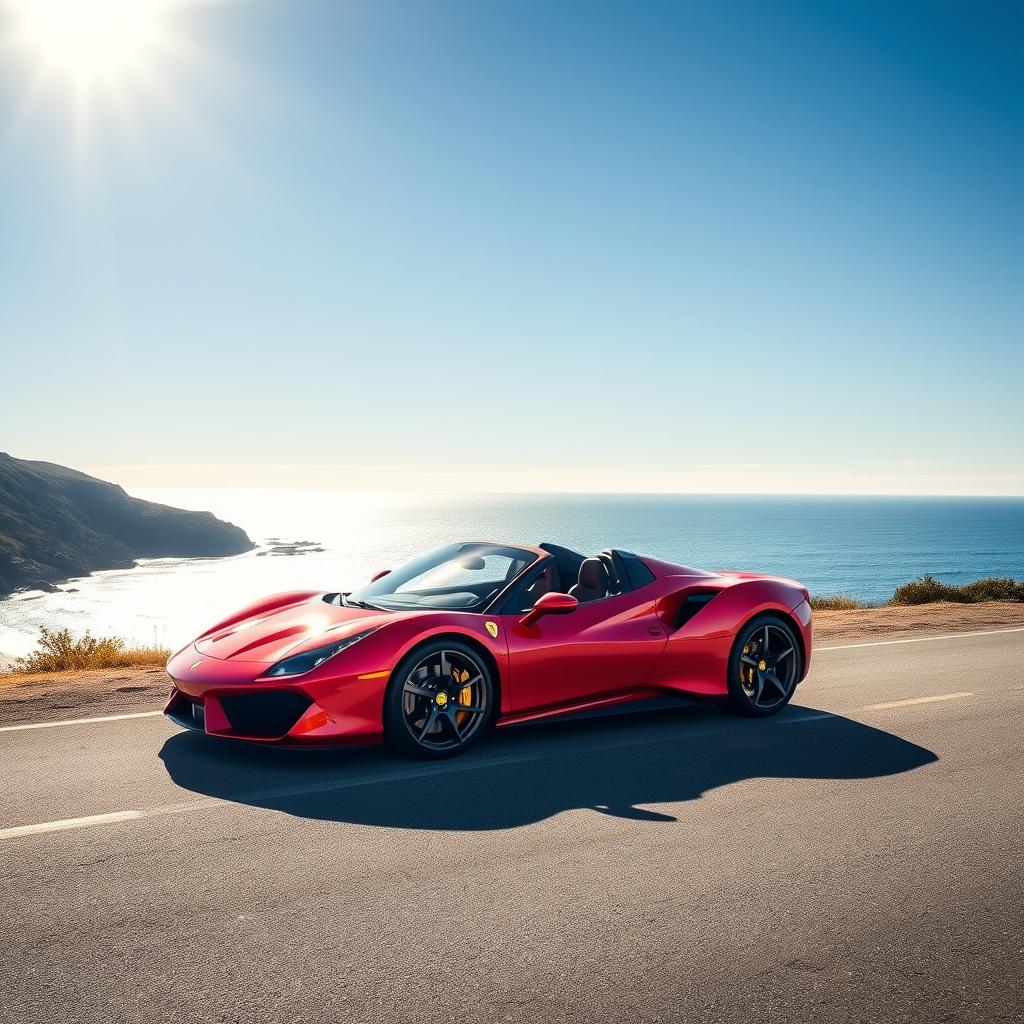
(724, 614, 802, 717)
(383, 639, 496, 759)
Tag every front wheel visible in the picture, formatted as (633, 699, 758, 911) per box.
(724, 615, 802, 717)
(383, 640, 496, 759)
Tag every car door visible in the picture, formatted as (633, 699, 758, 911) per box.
(498, 588, 667, 713)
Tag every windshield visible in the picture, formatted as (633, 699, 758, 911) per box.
(347, 542, 539, 612)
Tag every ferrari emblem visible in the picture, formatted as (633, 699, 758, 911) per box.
(758, 659, 767, 671)
(435, 691, 449, 707)
(485, 621, 499, 638)
(190, 660, 203, 670)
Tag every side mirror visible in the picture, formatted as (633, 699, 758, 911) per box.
(520, 591, 578, 627)
(369, 569, 391, 583)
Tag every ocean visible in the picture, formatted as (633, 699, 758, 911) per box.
(1, 490, 1022, 659)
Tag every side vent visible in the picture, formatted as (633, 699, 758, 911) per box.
(676, 590, 719, 630)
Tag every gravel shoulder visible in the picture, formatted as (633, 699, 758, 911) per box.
(0, 666, 170, 726)
(2, 601, 1022, 727)
(812, 599, 1024, 644)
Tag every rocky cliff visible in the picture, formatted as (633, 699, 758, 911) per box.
(0, 453, 253, 597)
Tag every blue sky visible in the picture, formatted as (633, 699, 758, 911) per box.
(0, 0, 1021, 493)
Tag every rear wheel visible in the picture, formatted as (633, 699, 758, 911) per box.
(383, 640, 495, 759)
(724, 615, 801, 716)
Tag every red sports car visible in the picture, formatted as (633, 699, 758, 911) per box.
(165, 542, 813, 758)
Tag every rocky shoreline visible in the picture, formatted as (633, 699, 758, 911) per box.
(0, 452, 254, 598)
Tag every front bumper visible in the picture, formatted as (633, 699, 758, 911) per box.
(163, 645, 390, 747)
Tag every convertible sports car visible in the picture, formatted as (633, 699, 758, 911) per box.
(165, 542, 812, 758)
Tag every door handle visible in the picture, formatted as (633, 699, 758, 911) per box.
(648, 627, 663, 636)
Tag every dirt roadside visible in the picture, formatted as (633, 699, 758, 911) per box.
(0, 666, 171, 726)
(811, 599, 1024, 644)
(1, 601, 1022, 728)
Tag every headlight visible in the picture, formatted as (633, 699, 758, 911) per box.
(264, 629, 377, 678)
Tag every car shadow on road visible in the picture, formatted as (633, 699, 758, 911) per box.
(158, 703, 937, 831)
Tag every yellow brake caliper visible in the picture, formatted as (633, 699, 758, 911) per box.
(453, 667, 472, 724)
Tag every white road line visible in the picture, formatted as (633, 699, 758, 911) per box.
(1, 810, 142, 839)
(865, 691, 974, 711)
(0, 711, 163, 733)
(816, 625, 1024, 651)
(0, 710, 834, 841)
(0, 755, 541, 842)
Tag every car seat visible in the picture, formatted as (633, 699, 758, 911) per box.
(569, 558, 610, 603)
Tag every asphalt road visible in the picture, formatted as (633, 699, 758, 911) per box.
(1, 629, 1022, 1024)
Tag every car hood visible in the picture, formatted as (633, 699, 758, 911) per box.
(195, 599, 398, 664)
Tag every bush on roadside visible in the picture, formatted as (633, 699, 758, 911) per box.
(890, 575, 1024, 606)
(890, 575, 963, 604)
(810, 575, 1024, 610)
(10, 627, 170, 674)
(961, 577, 1024, 602)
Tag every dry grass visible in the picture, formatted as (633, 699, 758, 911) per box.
(5, 627, 169, 674)
(809, 594, 870, 611)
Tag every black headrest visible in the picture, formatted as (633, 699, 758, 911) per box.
(578, 558, 609, 589)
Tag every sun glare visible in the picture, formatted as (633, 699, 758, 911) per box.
(6, 0, 174, 90)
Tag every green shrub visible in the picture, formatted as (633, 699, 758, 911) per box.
(961, 577, 1024, 602)
(890, 575, 1024, 606)
(9, 627, 170, 673)
(890, 575, 962, 605)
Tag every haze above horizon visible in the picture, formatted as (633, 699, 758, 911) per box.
(1, 1, 1021, 496)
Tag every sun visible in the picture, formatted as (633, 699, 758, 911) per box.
(4, 0, 176, 91)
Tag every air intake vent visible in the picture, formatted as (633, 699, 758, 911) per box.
(676, 591, 719, 630)
(219, 691, 313, 738)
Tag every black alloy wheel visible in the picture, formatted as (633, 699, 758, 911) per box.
(725, 615, 801, 716)
(383, 640, 495, 758)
